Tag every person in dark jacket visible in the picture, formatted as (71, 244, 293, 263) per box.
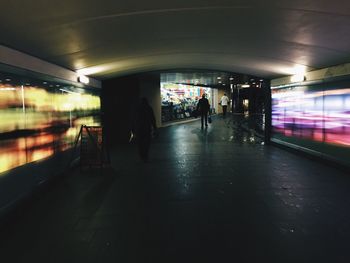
(133, 97, 157, 162)
(196, 93, 210, 129)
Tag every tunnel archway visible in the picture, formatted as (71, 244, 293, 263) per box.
(101, 69, 271, 146)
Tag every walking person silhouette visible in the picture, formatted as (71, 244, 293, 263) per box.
(132, 97, 157, 162)
(196, 93, 210, 129)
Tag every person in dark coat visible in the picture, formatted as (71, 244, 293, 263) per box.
(196, 93, 210, 129)
(133, 97, 157, 162)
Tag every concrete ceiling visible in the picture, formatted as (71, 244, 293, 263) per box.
(1, 0, 350, 80)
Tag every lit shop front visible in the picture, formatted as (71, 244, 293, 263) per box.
(161, 83, 213, 123)
(0, 74, 101, 174)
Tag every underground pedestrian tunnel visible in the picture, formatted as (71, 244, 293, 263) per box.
(0, 1, 350, 262)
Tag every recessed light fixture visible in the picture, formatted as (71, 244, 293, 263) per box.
(43, 82, 48, 84)
(229, 77, 234, 80)
(260, 79, 263, 82)
(5, 78, 11, 81)
(217, 77, 221, 80)
(291, 73, 305, 82)
(78, 75, 90, 84)
(56, 84, 60, 87)
(241, 84, 250, 88)
(223, 83, 226, 86)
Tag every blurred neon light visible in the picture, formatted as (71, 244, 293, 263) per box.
(0, 87, 16, 91)
(272, 86, 350, 147)
(0, 82, 101, 174)
(21, 85, 25, 114)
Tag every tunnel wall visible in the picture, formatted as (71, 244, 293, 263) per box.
(0, 62, 101, 218)
(0, 149, 74, 218)
(0, 79, 101, 217)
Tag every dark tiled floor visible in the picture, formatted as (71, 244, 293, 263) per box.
(1, 115, 350, 263)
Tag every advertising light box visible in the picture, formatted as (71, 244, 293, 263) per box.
(272, 81, 350, 165)
(0, 82, 100, 174)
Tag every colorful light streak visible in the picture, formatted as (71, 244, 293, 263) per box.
(0, 83, 100, 174)
(272, 85, 350, 147)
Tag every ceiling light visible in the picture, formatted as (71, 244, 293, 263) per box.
(56, 84, 60, 87)
(223, 83, 226, 86)
(43, 82, 48, 84)
(291, 73, 305, 82)
(5, 78, 11, 81)
(78, 75, 90, 84)
(229, 77, 234, 80)
(241, 84, 250, 88)
(217, 77, 221, 80)
(292, 65, 307, 75)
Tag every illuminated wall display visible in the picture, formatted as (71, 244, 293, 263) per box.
(272, 81, 350, 165)
(0, 78, 101, 174)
